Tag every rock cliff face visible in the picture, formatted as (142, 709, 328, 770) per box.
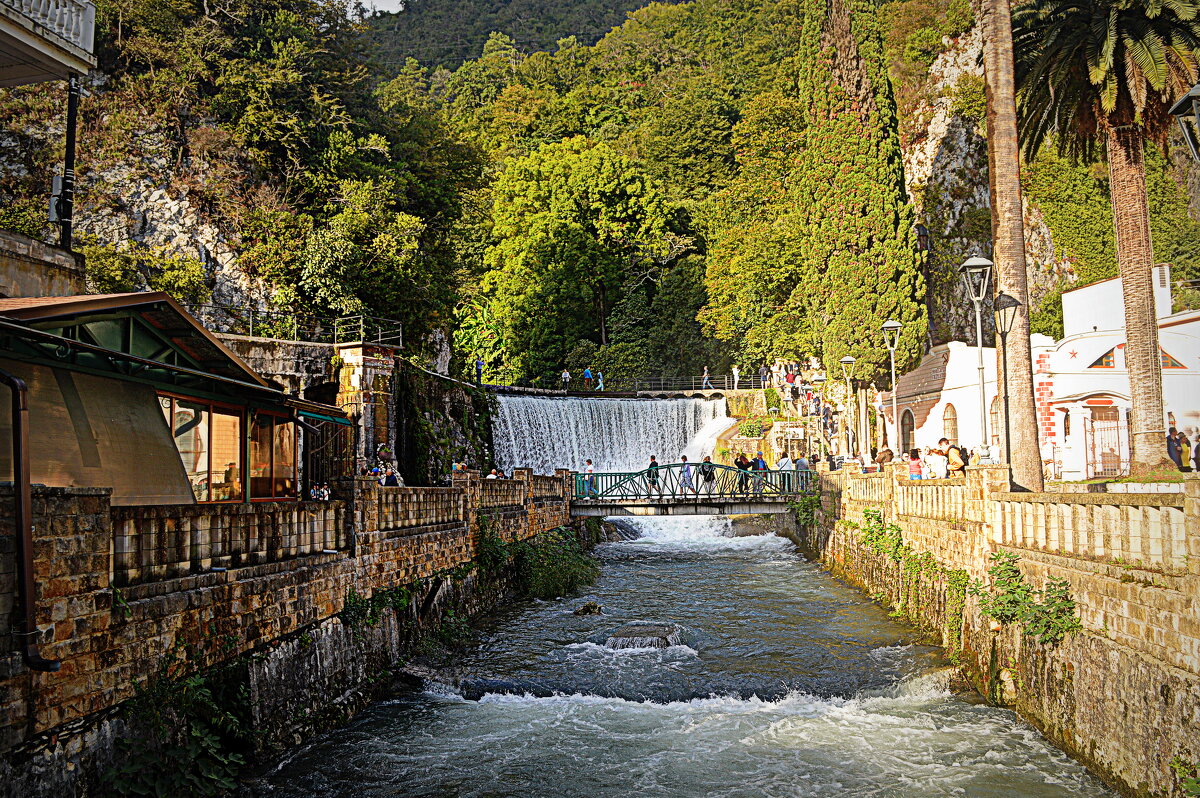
(900, 26, 1075, 345)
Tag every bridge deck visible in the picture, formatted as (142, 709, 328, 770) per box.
(571, 497, 794, 516)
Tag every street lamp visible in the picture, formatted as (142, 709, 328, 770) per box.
(960, 255, 993, 462)
(1169, 83, 1200, 163)
(994, 291, 1022, 467)
(882, 319, 902, 451)
(839, 355, 856, 457)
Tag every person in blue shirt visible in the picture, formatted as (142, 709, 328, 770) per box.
(583, 367, 594, 390)
(751, 451, 768, 495)
(596, 370, 605, 391)
(475, 356, 484, 384)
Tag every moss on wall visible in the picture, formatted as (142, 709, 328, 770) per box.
(394, 363, 496, 485)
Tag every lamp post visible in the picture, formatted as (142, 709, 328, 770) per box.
(1169, 83, 1200, 163)
(960, 255, 993, 462)
(882, 319, 902, 451)
(994, 291, 1022, 468)
(839, 355, 856, 457)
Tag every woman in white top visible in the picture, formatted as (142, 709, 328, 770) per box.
(926, 448, 949, 479)
(775, 452, 793, 492)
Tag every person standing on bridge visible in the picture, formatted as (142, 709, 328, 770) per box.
(702, 366, 713, 390)
(699, 456, 717, 494)
(751, 451, 768, 495)
(645, 455, 662, 499)
(475, 356, 484, 384)
(583, 367, 593, 391)
(679, 455, 697, 496)
(584, 459, 597, 496)
(561, 369, 571, 391)
(596, 370, 604, 391)
(731, 364, 740, 390)
(734, 453, 751, 494)
(776, 451, 792, 492)
(759, 364, 769, 388)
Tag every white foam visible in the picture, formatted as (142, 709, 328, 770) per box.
(615, 516, 793, 553)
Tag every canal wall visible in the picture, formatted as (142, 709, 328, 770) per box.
(0, 469, 574, 796)
(800, 463, 1200, 798)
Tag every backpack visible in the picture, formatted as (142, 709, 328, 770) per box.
(949, 446, 967, 470)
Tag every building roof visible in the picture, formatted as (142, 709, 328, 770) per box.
(0, 291, 347, 419)
(0, 292, 269, 387)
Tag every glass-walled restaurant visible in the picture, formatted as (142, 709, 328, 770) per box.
(159, 395, 299, 503)
(0, 292, 349, 506)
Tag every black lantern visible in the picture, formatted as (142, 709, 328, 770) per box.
(1169, 83, 1200, 163)
(915, 223, 930, 252)
(994, 291, 1022, 337)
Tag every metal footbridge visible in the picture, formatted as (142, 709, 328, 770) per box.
(570, 463, 814, 516)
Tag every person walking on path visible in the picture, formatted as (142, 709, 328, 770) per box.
(679, 455, 697, 496)
(583, 367, 593, 391)
(735, 453, 751, 494)
(645, 455, 662, 499)
(702, 366, 714, 390)
(776, 451, 792, 492)
(732, 365, 740, 390)
(699, 455, 717, 495)
(759, 365, 769, 388)
(584, 459, 597, 497)
(751, 451, 768, 495)
(475, 356, 484, 384)
(596, 370, 605, 391)
(561, 369, 571, 391)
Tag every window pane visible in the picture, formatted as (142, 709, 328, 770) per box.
(250, 416, 273, 498)
(273, 420, 296, 497)
(173, 400, 210, 501)
(211, 409, 243, 502)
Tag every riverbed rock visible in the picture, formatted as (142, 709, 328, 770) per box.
(574, 601, 603, 616)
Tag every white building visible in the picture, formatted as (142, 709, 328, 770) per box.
(884, 265, 1200, 479)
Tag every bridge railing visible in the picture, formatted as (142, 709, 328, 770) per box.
(572, 463, 815, 501)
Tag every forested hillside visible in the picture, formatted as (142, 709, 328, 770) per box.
(365, 0, 679, 69)
(2, 0, 1199, 388)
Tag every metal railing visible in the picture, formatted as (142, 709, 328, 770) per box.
(572, 463, 815, 501)
(192, 304, 402, 346)
(6, 0, 95, 52)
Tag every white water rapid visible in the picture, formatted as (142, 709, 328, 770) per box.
(492, 395, 733, 474)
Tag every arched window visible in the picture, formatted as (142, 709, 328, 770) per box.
(943, 404, 958, 445)
(901, 409, 915, 455)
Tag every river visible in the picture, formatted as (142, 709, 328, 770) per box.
(242, 517, 1112, 797)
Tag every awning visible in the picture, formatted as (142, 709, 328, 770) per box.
(299, 409, 352, 426)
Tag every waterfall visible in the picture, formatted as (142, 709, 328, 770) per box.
(492, 395, 731, 475)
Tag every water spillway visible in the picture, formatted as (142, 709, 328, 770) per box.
(245, 517, 1113, 797)
(492, 395, 732, 474)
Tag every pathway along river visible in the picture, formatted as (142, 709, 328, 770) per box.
(244, 518, 1113, 797)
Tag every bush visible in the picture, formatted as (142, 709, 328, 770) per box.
(737, 417, 765, 438)
(513, 526, 599, 599)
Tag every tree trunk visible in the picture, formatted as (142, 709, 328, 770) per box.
(1106, 124, 1168, 471)
(981, 0, 1044, 491)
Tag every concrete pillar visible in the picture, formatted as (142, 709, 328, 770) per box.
(1185, 476, 1199, 596)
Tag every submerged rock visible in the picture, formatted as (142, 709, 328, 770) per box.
(605, 623, 684, 649)
(574, 601, 603, 616)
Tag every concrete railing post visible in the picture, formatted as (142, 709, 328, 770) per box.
(513, 468, 532, 509)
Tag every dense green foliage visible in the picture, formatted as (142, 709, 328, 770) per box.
(513, 526, 600, 599)
(0, 0, 481, 350)
(367, 0, 678, 69)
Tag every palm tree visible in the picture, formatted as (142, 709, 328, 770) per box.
(1012, 0, 1200, 470)
(982, 0, 1045, 491)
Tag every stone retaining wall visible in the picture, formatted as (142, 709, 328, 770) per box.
(804, 465, 1200, 797)
(0, 472, 571, 796)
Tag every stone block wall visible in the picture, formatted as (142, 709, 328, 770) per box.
(805, 467, 1200, 797)
(0, 474, 571, 787)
